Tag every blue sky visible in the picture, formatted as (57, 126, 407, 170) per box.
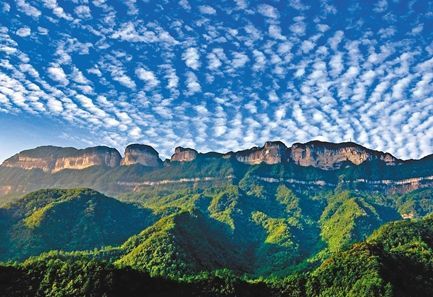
(0, 0, 432, 162)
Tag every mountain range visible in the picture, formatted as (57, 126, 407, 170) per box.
(1, 140, 432, 204)
(0, 140, 409, 172)
(0, 140, 432, 296)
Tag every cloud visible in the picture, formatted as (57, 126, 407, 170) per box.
(289, 0, 310, 11)
(411, 23, 423, 35)
(257, 4, 279, 19)
(252, 50, 266, 71)
(163, 66, 179, 92)
(199, 5, 216, 15)
(329, 53, 343, 78)
(392, 76, 413, 100)
(269, 25, 285, 40)
(373, 0, 388, 13)
(42, 0, 73, 21)
(290, 17, 306, 35)
(16, 27, 31, 37)
(301, 40, 315, 53)
(378, 27, 396, 38)
(47, 65, 69, 85)
(207, 51, 222, 70)
(112, 72, 136, 89)
(231, 52, 249, 68)
(182, 47, 200, 70)
(0, 0, 432, 160)
(136, 68, 159, 88)
(129, 126, 142, 138)
(317, 23, 330, 32)
(185, 71, 201, 95)
(16, 0, 41, 18)
(124, 0, 138, 15)
(37, 27, 49, 35)
(111, 22, 177, 44)
(47, 98, 63, 113)
(179, 0, 191, 10)
(2, 3, 10, 12)
(74, 5, 92, 19)
(329, 31, 344, 50)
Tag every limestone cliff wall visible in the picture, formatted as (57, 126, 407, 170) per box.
(289, 142, 399, 169)
(120, 144, 162, 167)
(232, 141, 288, 165)
(171, 147, 198, 162)
(2, 146, 121, 173)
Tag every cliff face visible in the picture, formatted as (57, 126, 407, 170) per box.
(120, 144, 162, 167)
(170, 147, 198, 162)
(289, 141, 399, 169)
(1, 146, 121, 173)
(52, 148, 121, 173)
(2, 155, 53, 172)
(232, 141, 288, 165)
(225, 141, 400, 169)
(0, 140, 403, 173)
(0, 141, 430, 201)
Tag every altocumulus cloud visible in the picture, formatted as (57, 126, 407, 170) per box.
(0, 0, 432, 160)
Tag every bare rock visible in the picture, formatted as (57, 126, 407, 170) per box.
(121, 144, 162, 167)
(233, 141, 288, 165)
(2, 146, 121, 173)
(171, 147, 198, 162)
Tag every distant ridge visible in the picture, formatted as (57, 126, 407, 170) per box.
(1, 140, 431, 201)
(1, 140, 415, 173)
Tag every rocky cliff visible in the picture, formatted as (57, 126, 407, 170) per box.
(120, 144, 162, 167)
(221, 140, 400, 169)
(229, 141, 288, 165)
(170, 147, 198, 162)
(289, 141, 400, 169)
(0, 141, 431, 200)
(1, 146, 121, 173)
(0, 140, 405, 172)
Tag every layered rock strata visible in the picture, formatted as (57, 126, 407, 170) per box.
(121, 144, 162, 167)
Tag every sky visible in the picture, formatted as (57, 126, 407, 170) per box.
(0, 0, 432, 162)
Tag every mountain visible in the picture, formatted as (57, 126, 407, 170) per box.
(0, 141, 432, 296)
(0, 140, 432, 203)
(169, 140, 402, 168)
(1, 146, 121, 173)
(0, 188, 156, 261)
(0, 141, 415, 173)
(300, 214, 433, 297)
(1, 186, 428, 277)
(116, 210, 248, 278)
(120, 144, 163, 167)
(1, 211, 432, 296)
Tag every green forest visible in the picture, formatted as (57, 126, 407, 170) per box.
(0, 185, 432, 296)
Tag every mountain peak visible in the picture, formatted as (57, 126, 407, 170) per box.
(121, 144, 162, 167)
(171, 147, 198, 162)
(1, 146, 121, 173)
(290, 140, 400, 169)
(231, 141, 288, 165)
(0, 140, 413, 172)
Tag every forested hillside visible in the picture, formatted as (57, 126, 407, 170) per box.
(1, 214, 433, 296)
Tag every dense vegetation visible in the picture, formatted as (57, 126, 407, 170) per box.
(1, 215, 433, 296)
(0, 184, 431, 296)
(1, 154, 432, 205)
(0, 189, 156, 261)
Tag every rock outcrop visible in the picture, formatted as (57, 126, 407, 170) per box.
(231, 141, 288, 165)
(1, 141, 403, 173)
(171, 147, 198, 162)
(223, 140, 400, 169)
(289, 141, 400, 169)
(121, 144, 162, 167)
(1, 146, 121, 173)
